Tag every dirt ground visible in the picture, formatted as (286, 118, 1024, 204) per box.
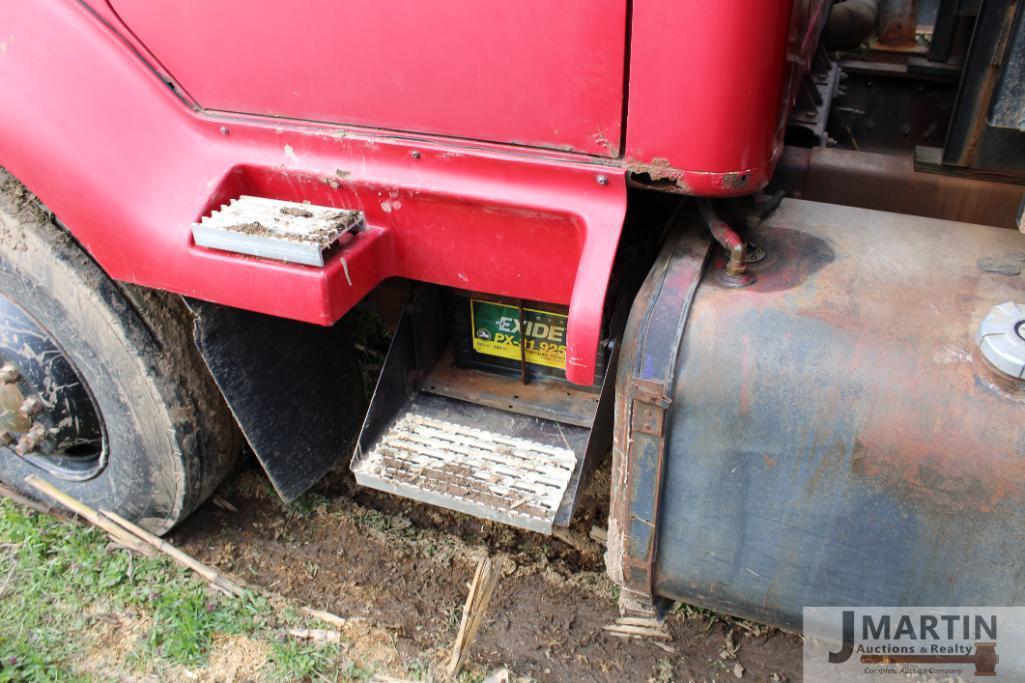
(171, 455, 803, 682)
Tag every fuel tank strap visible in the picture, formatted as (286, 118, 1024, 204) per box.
(607, 209, 712, 599)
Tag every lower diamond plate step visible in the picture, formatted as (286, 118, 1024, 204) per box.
(352, 393, 586, 534)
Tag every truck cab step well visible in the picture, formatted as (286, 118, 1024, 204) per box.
(352, 285, 614, 534)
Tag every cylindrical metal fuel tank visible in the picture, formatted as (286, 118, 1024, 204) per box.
(608, 198, 1025, 630)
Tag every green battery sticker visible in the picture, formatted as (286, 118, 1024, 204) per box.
(469, 299, 568, 370)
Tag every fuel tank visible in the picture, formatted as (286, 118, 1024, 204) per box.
(609, 199, 1025, 629)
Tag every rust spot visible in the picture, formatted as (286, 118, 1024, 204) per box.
(627, 158, 693, 193)
(721, 172, 752, 191)
(633, 158, 680, 181)
(592, 129, 618, 156)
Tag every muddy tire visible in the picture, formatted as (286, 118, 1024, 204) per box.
(0, 169, 238, 533)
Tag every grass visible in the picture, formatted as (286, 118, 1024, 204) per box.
(286, 491, 331, 519)
(267, 640, 345, 682)
(0, 498, 374, 681)
(350, 306, 393, 397)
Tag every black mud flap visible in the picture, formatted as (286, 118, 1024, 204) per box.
(186, 300, 367, 501)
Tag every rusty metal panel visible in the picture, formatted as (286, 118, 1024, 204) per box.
(423, 347, 599, 428)
(777, 146, 1025, 229)
(943, 0, 1025, 176)
(990, 4, 1025, 130)
(877, 0, 919, 46)
(647, 199, 1025, 629)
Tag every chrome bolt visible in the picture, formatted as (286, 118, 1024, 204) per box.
(219, 126, 230, 136)
(0, 364, 20, 384)
(596, 174, 609, 186)
(14, 423, 46, 456)
(410, 150, 422, 159)
(18, 396, 43, 419)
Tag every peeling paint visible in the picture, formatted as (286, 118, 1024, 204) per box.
(933, 345, 972, 365)
(604, 514, 625, 584)
(592, 127, 618, 156)
(283, 144, 299, 165)
(340, 256, 352, 286)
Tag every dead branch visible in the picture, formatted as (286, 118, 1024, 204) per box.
(24, 476, 156, 558)
(447, 555, 504, 677)
(25, 475, 243, 596)
(287, 628, 341, 643)
(0, 481, 64, 518)
(301, 606, 351, 628)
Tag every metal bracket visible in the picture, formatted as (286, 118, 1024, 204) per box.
(630, 379, 671, 436)
(608, 208, 713, 599)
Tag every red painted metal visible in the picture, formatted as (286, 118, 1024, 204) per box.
(624, 0, 830, 196)
(0, 0, 825, 385)
(0, 0, 625, 385)
(105, 0, 627, 158)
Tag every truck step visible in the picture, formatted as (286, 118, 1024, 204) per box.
(352, 393, 585, 533)
(351, 285, 613, 534)
(192, 195, 364, 266)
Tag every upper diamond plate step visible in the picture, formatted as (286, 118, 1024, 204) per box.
(192, 195, 364, 266)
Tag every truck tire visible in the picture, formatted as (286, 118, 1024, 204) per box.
(0, 169, 238, 533)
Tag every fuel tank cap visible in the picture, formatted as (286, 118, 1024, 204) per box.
(976, 302, 1025, 379)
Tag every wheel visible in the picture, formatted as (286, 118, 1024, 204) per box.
(0, 169, 238, 533)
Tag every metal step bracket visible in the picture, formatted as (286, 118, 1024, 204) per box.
(192, 195, 364, 266)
